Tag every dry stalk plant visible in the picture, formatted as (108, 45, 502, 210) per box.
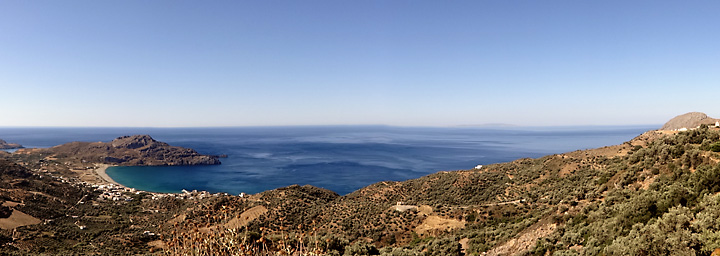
(162, 206, 326, 256)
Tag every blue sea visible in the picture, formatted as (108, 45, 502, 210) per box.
(0, 125, 655, 195)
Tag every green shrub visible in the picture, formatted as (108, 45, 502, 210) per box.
(709, 142, 720, 152)
(344, 241, 379, 256)
(425, 237, 460, 255)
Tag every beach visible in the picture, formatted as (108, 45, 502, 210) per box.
(94, 164, 119, 185)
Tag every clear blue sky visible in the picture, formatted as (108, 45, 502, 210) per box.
(1, 1, 718, 127)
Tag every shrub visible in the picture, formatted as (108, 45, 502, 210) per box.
(344, 241, 379, 256)
(709, 142, 720, 152)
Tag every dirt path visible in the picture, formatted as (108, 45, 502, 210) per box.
(449, 199, 525, 210)
(459, 238, 469, 255)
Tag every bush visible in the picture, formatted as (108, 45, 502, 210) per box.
(379, 247, 420, 256)
(0, 206, 12, 218)
(604, 207, 699, 255)
(553, 249, 580, 256)
(425, 237, 460, 255)
(709, 142, 720, 152)
(344, 241, 379, 256)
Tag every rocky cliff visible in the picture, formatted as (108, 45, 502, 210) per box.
(0, 139, 22, 149)
(21, 135, 220, 166)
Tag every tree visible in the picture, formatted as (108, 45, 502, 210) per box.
(694, 194, 720, 253)
(605, 206, 699, 255)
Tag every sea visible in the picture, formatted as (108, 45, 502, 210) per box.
(0, 125, 656, 195)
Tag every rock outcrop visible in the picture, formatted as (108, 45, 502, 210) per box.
(0, 139, 22, 149)
(23, 135, 220, 166)
(661, 112, 719, 130)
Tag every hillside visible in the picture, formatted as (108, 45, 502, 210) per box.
(5, 115, 720, 255)
(168, 125, 720, 255)
(0, 157, 197, 255)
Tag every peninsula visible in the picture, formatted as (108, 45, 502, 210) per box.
(16, 134, 220, 166)
(0, 139, 22, 150)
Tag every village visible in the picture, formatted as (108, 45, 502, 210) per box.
(672, 120, 720, 131)
(16, 155, 238, 202)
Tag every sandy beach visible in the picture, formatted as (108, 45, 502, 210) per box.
(95, 164, 119, 185)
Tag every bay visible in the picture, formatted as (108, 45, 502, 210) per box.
(0, 125, 656, 195)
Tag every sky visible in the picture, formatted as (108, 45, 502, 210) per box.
(1, 1, 718, 127)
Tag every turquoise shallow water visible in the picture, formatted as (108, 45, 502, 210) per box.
(0, 126, 656, 195)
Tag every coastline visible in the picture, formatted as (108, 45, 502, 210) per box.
(9, 126, 653, 196)
(94, 164, 119, 185)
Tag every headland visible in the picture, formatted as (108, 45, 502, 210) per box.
(0, 139, 22, 149)
(10, 134, 222, 194)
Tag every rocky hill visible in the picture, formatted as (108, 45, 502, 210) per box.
(661, 112, 719, 130)
(0, 139, 22, 149)
(17, 135, 220, 166)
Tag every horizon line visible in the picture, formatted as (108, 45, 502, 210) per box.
(0, 123, 662, 129)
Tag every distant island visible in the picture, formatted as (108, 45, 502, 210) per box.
(456, 123, 517, 128)
(0, 139, 22, 149)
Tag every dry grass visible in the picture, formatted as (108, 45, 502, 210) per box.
(0, 209, 41, 230)
(162, 205, 329, 256)
(414, 215, 465, 236)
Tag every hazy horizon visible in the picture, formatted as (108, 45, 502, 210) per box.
(2, 1, 718, 127)
(0, 123, 662, 129)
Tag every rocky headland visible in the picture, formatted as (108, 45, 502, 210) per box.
(0, 139, 22, 149)
(16, 135, 220, 166)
